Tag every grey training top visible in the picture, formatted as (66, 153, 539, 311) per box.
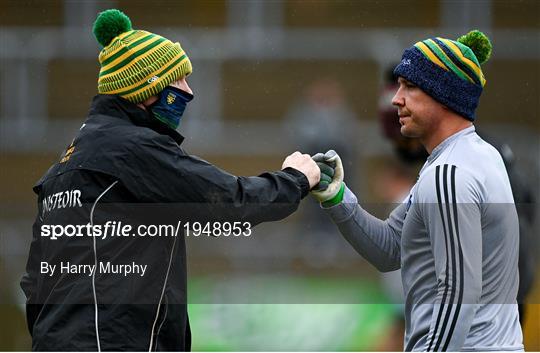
(326, 126, 523, 351)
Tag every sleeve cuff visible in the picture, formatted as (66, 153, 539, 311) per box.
(322, 184, 359, 223)
(321, 182, 345, 208)
(281, 167, 310, 198)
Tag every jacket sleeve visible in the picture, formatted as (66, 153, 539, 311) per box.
(324, 185, 404, 272)
(120, 136, 310, 225)
(418, 165, 482, 352)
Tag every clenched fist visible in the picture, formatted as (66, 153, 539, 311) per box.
(310, 150, 344, 205)
(282, 151, 320, 189)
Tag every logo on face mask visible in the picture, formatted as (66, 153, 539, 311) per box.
(167, 92, 176, 105)
(149, 86, 194, 130)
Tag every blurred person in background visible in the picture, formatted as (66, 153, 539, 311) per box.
(20, 9, 319, 351)
(284, 78, 358, 246)
(285, 77, 358, 189)
(311, 31, 525, 351)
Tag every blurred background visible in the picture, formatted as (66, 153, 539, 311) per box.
(1, 0, 538, 350)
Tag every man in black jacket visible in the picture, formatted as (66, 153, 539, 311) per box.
(21, 9, 319, 351)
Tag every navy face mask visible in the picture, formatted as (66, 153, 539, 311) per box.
(149, 86, 194, 130)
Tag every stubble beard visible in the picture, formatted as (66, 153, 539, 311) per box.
(400, 123, 420, 138)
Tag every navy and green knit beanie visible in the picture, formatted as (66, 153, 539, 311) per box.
(394, 30, 492, 121)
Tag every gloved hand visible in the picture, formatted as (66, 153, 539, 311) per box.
(310, 150, 345, 206)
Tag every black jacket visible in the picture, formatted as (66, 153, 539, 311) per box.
(21, 95, 309, 351)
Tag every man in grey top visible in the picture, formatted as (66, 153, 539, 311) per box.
(310, 31, 523, 351)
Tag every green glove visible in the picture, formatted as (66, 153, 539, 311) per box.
(310, 150, 345, 207)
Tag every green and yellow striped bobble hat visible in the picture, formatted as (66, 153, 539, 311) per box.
(93, 9, 192, 103)
(394, 30, 492, 121)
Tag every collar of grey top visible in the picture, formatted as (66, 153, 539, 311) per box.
(89, 94, 185, 146)
(427, 125, 476, 163)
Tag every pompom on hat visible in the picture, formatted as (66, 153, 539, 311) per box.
(394, 30, 492, 121)
(93, 9, 192, 103)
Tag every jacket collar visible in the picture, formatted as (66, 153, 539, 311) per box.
(88, 94, 185, 146)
